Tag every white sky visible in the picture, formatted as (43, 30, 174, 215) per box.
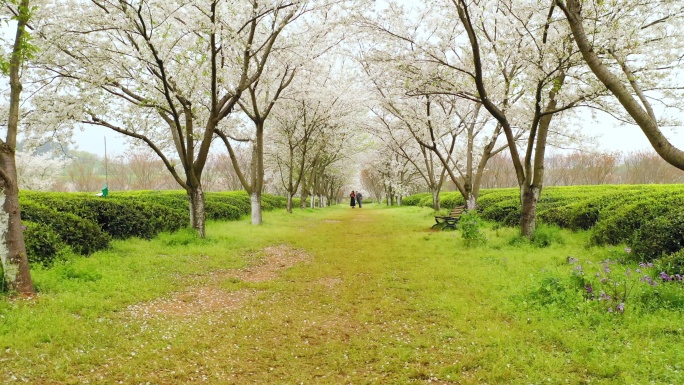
(73, 108, 684, 157)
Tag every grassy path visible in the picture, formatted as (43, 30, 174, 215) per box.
(1, 204, 683, 383)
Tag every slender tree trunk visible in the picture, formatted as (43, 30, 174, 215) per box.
(0, 0, 34, 293)
(286, 192, 293, 213)
(300, 188, 308, 208)
(432, 188, 441, 211)
(0, 150, 34, 293)
(251, 191, 262, 225)
(520, 184, 541, 238)
(188, 186, 206, 238)
(251, 124, 265, 225)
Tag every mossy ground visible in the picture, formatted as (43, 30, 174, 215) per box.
(1, 204, 682, 383)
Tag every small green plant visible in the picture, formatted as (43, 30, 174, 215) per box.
(459, 210, 487, 245)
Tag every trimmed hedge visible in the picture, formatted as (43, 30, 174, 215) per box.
(19, 190, 289, 266)
(20, 200, 111, 256)
(23, 221, 71, 267)
(405, 184, 684, 261)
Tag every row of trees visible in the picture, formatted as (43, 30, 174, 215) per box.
(3, 0, 684, 294)
(1, 0, 368, 292)
(354, 0, 684, 237)
(360, 148, 684, 203)
(477, 150, 684, 189)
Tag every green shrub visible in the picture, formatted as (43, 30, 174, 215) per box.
(23, 221, 71, 267)
(402, 193, 430, 206)
(23, 193, 187, 239)
(654, 250, 684, 276)
(630, 210, 684, 261)
(21, 201, 110, 255)
(133, 202, 187, 234)
(482, 199, 520, 227)
(532, 224, 565, 248)
(440, 193, 465, 209)
(205, 202, 242, 221)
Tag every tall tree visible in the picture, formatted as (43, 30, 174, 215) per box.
(448, 0, 598, 237)
(216, 1, 353, 223)
(0, 0, 35, 293)
(33, 0, 300, 237)
(557, 0, 684, 170)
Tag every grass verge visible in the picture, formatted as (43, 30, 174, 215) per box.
(1, 204, 683, 384)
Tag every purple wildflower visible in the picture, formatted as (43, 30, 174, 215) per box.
(660, 272, 672, 281)
(617, 303, 624, 313)
(624, 247, 632, 253)
(647, 263, 654, 268)
(639, 262, 647, 268)
(585, 284, 593, 294)
(676, 274, 683, 282)
(607, 307, 613, 313)
(640, 275, 656, 286)
(603, 265, 611, 274)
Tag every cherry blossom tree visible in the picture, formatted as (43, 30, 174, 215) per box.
(267, 58, 362, 212)
(31, 0, 303, 236)
(214, 1, 357, 223)
(443, 0, 603, 237)
(557, 0, 684, 170)
(15, 150, 66, 191)
(0, 0, 35, 293)
(357, 6, 513, 211)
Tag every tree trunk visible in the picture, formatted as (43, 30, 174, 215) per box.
(432, 189, 441, 211)
(558, 0, 684, 170)
(300, 191, 308, 208)
(251, 191, 262, 225)
(0, 150, 34, 293)
(466, 193, 478, 211)
(520, 184, 541, 239)
(252, 124, 264, 225)
(300, 179, 308, 208)
(188, 186, 206, 238)
(286, 192, 293, 213)
(0, 0, 34, 294)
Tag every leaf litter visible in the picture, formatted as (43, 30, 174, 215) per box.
(126, 245, 312, 319)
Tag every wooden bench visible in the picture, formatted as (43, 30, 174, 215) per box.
(432, 206, 465, 230)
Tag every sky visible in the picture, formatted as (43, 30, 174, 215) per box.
(72, 108, 684, 158)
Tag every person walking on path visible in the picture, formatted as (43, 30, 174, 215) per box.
(350, 191, 356, 209)
(356, 191, 363, 208)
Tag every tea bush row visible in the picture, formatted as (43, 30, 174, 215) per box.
(20, 190, 289, 267)
(405, 184, 684, 260)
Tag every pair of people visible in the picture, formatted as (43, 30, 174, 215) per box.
(350, 190, 363, 208)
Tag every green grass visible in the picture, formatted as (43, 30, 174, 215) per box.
(1, 204, 683, 383)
